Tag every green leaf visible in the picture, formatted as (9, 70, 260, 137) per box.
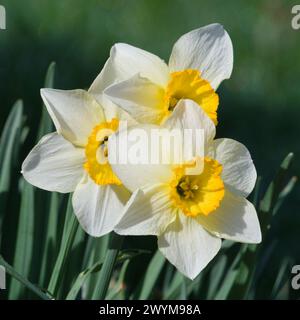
(163, 267, 205, 300)
(37, 62, 56, 140)
(66, 260, 104, 300)
(47, 196, 79, 297)
(106, 260, 130, 300)
(270, 258, 290, 299)
(118, 248, 151, 262)
(162, 263, 174, 297)
(8, 179, 35, 299)
(260, 153, 294, 223)
(138, 250, 165, 300)
(207, 255, 227, 299)
(38, 192, 62, 287)
(0, 100, 23, 246)
(163, 270, 185, 300)
(66, 248, 145, 300)
(179, 277, 188, 299)
(273, 176, 297, 216)
(91, 233, 124, 300)
(81, 234, 110, 299)
(214, 244, 248, 300)
(253, 176, 262, 207)
(0, 255, 52, 300)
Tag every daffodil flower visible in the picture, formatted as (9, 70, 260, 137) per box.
(108, 99, 261, 279)
(22, 89, 133, 237)
(90, 23, 233, 126)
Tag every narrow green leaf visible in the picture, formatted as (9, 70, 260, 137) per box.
(106, 260, 130, 300)
(47, 196, 79, 297)
(162, 264, 174, 297)
(214, 245, 248, 300)
(235, 261, 250, 285)
(179, 278, 188, 299)
(260, 153, 294, 219)
(38, 192, 62, 287)
(0, 100, 23, 246)
(138, 250, 165, 300)
(215, 269, 240, 300)
(163, 269, 203, 300)
(118, 249, 150, 262)
(60, 223, 86, 299)
(185, 272, 205, 299)
(207, 255, 227, 299)
(82, 234, 110, 299)
(273, 176, 297, 215)
(37, 62, 56, 140)
(66, 260, 104, 300)
(253, 176, 262, 207)
(271, 258, 290, 299)
(91, 233, 124, 300)
(8, 179, 35, 299)
(164, 271, 185, 299)
(221, 240, 235, 250)
(0, 255, 52, 300)
(66, 247, 145, 300)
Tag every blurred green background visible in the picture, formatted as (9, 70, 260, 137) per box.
(0, 0, 299, 299)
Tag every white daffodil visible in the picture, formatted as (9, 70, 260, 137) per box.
(22, 89, 134, 237)
(108, 99, 261, 280)
(90, 23, 233, 126)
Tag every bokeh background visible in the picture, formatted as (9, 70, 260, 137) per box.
(0, 0, 299, 299)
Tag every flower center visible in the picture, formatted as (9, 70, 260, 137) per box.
(164, 69, 219, 125)
(170, 157, 225, 216)
(84, 118, 121, 185)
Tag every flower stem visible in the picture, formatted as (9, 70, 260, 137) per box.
(92, 232, 124, 300)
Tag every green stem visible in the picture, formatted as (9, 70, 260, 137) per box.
(92, 232, 124, 300)
(47, 199, 79, 297)
(0, 255, 52, 300)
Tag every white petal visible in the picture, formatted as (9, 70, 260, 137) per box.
(22, 133, 85, 193)
(115, 184, 177, 236)
(108, 125, 173, 192)
(169, 23, 233, 90)
(97, 94, 138, 126)
(41, 89, 105, 147)
(89, 43, 170, 93)
(208, 138, 257, 197)
(158, 213, 221, 279)
(72, 174, 130, 237)
(163, 99, 216, 146)
(105, 74, 166, 124)
(89, 57, 120, 97)
(197, 190, 262, 244)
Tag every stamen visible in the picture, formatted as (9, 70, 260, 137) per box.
(170, 158, 225, 216)
(164, 69, 219, 124)
(84, 118, 121, 185)
(168, 97, 179, 111)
